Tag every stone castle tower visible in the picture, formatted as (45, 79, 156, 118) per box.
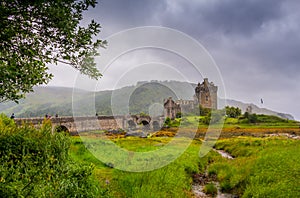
(194, 78, 218, 109)
(163, 78, 218, 119)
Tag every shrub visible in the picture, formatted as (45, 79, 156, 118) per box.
(0, 113, 16, 130)
(170, 119, 181, 127)
(248, 114, 258, 123)
(203, 115, 211, 125)
(0, 115, 102, 197)
(202, 110, 225, 125)
(176, 112, 182, 118)
(164, 117, 171, 127)
(200, 105, 211, 116)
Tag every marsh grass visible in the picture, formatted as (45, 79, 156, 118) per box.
(208, 137, 300, 197)
(70, 136, 206, 197)
(203, 183, 218, 197)
(69, 132, 300, 197)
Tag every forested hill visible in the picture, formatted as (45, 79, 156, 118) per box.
(0, 81, 294, 120)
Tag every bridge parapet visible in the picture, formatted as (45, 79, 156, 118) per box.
(14, 115, 164, 133)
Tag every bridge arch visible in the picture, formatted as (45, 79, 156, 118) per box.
(54, 125, 69, 133)
(140, 120, 150, 131)
(136, 116, 151, 125)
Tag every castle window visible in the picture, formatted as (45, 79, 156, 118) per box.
(206, 95, 209, 102)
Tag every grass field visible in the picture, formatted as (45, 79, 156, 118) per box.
(160, 114, 300, 139)
(176, 114, 300, 129)
(69, 132, 300, 197)
(70, 136, 205, 197)
(2, 113, 298, 197)
(211, 137, 300, 197)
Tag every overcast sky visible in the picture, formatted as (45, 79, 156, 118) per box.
(48, 0, 300, 120)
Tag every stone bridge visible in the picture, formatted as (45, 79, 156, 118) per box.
(14, 115, 164, 134)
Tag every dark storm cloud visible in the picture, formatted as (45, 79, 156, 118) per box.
(51, 0, 300, 119)
(90, 0, 166, 34)
(151, 0, 284, 38)
(96, 0, 300, 119)
(157, 0, 300, 76)
(195, 0, 284, 35)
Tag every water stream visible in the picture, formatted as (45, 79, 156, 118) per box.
(192, 149, 236, 198)
(213, 149, 234, 159)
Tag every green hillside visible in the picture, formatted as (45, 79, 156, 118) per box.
(0, 81, 295, 120)
(0, 81, 195, 118)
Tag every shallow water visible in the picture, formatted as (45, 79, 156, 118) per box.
(192, 149, 236, 198)
(213, 149, 234, 159)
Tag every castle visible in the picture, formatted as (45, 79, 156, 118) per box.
(164, 78, 218, 119)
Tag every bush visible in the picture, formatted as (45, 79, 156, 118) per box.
(164, 117, 171, 127)
(203, 115, 211, 125)
(0, 115, 102, 197)
(200, 105, 211, 116)
(202, 110, 225, 125)
(248, 114, 258, 123)
(243, 112, 258, 123)
(176, 112, 182, 118)
(225, 106, 241, 118)
(0, 113, 16, 130)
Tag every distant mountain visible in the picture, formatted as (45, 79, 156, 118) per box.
(0, 86, 90, 117)
(223, 99, 294, 120)
(0, 81, 295, 120)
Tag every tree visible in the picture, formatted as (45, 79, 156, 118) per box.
(225, 106, 241, 118)
(248, 113, 258, 123)
(0, 0, 106, 102)
(243, 112, 258, 123)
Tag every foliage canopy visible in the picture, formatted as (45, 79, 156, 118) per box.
(225, 106, 242, 118)
(0, 0, 106, 102)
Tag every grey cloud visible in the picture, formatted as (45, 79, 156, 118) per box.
(48, 0, 300, 119)
(199, 0, 284, 35)
(157, 0, 284, 37)
(91, 0, 166, 35)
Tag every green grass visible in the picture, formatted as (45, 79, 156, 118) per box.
(223, 114, 299, 129)
(203, 183, 218, 197)
(69, 136, 207, 197)
(243, 140, 300, 197)
(169, 114, 299, 129)
(208, 137, 300, 197)
(69, 132, 300, 197)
